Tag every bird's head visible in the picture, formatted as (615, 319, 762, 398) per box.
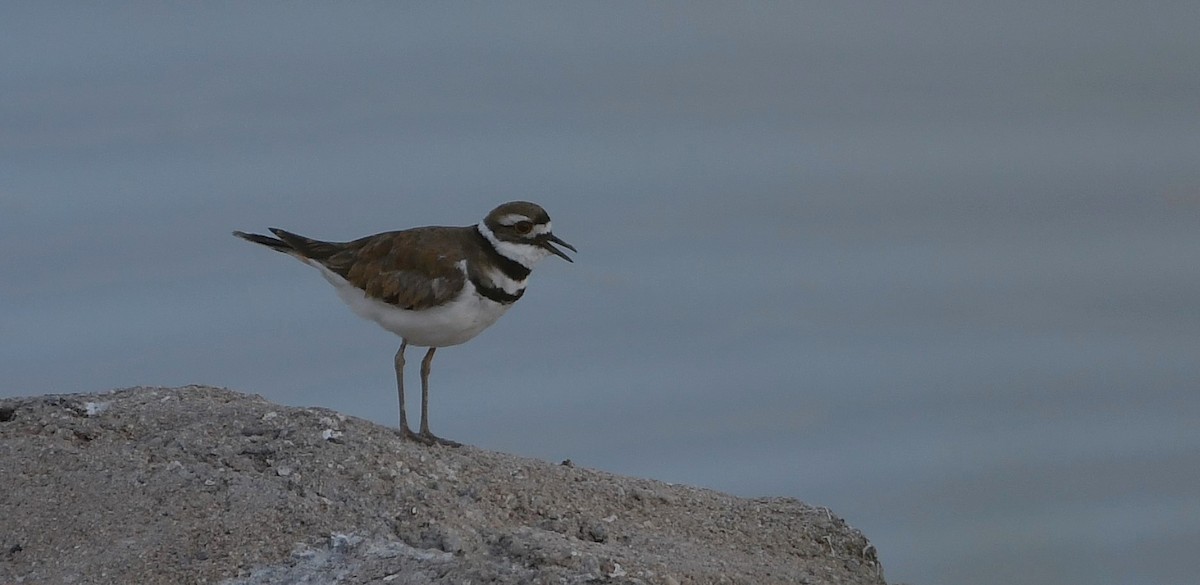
(480, 201, 576, 266)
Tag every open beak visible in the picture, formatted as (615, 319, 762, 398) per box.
(540, 234, 577, 262)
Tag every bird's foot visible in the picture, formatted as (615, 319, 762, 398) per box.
(421, 431, 462, 448)
(400, 427, 461, 447)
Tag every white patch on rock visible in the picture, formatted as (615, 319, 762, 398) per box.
(84, 401, 109, 417)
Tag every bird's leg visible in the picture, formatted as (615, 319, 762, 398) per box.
(418, 347, 436, 436)
(395, 340, 418, 441)
(418, 347, 460, 447)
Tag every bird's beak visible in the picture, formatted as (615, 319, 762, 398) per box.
(541, 234, 577, 262)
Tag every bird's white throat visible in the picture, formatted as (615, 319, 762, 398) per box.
(476, 223, 551, 268)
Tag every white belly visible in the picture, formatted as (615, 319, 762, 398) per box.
(308, 261, 510, 347)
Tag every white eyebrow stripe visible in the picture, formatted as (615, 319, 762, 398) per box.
(497, 213, 531, 225)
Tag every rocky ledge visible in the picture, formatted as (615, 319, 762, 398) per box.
(0, 386, 886, 584)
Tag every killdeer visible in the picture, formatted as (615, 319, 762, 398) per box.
(234, 201, 575, 446)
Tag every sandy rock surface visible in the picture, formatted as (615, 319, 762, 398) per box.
(0, 386, 886, 584)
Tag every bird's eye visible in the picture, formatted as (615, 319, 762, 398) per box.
(514, 221, 534, 234)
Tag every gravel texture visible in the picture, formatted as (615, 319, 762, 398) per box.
(0, 386, 887, 584)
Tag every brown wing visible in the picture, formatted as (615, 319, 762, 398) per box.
(272, 227, 468, 311)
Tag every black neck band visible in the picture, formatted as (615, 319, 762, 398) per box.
(475, 226, 532, 281)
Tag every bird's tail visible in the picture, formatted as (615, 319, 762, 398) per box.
(233, 228, 342, 261)
(232, 230, 292, 253)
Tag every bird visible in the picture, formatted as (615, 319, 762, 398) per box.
(233, 201, 575, 446)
